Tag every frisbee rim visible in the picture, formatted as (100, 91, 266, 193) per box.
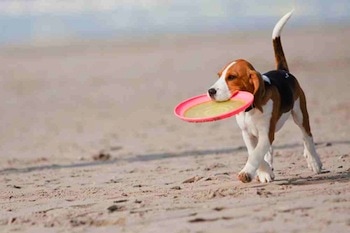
(174, 91, 254, 123)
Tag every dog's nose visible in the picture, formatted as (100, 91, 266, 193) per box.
(208, 88, 217, 97)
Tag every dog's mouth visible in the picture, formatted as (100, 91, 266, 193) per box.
(207, 89, 238, 102)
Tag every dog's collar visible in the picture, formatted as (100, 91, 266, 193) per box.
(245, 104, 255, 112)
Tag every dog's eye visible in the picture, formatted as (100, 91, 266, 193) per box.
(227, 75, 236, 81)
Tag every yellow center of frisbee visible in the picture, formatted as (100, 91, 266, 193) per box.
(184, 99, 245, 118)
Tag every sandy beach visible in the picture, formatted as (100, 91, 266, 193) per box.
(0, 26, 349, 232)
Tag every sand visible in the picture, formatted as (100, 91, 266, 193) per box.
(0, 26, 349, 233)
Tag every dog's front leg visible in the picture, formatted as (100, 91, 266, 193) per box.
(241, 131, 257, 154)
(238, 132, 271, 183)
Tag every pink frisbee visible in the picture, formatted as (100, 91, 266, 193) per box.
(174, 91, 254, 123)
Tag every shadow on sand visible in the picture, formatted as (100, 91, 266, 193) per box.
(0, 140, 349, 175)
(275, 170, 350, 185)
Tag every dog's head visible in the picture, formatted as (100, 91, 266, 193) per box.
(208, 59, 265, 111)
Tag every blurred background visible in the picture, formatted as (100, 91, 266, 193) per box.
(1, 2, 349, 231)
(0, 0, 349, 45)
(0, 0, 349, 163)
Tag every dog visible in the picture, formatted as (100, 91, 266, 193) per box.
(207, 10, 322, 183)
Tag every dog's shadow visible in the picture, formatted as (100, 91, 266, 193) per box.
(0, 140, 349, 179)
(274, 170, 350, 186)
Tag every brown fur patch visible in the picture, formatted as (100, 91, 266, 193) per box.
(267, 89, 279, 144)
(218, 60, 266, 112)
(273, 37, 289, 71)
(295, 84, 313, 137)
(249, 71, 265, 112)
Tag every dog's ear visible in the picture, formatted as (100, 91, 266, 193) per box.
(249, 70, 265, 112)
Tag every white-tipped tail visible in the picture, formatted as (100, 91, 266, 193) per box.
(272, 10, 294, 39)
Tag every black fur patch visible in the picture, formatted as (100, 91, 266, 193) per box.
(263, 70, 296, 113)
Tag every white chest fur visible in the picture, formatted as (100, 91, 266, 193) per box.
(236, 100, 274, 137)
(236, 99, 293, 138)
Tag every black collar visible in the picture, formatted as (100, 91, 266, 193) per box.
(245, 104, 255, 112)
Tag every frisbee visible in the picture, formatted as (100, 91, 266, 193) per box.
(174, 91, 254, 123)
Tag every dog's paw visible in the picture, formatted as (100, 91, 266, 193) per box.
(308, 158, 322, 174)
(238, 171, 253, 183)
(256, 168, 275, 183)
(305, 152, 322, 174)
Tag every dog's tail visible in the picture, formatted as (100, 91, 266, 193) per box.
(272, 10, 294, 72)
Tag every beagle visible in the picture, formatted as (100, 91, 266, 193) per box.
(208, 10, 322, 183)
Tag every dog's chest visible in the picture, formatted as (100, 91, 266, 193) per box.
(236, 100, 273, 137)
(236, 112, 259, 137)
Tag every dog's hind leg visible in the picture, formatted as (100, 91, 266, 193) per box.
(291, 93, 322, 173)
